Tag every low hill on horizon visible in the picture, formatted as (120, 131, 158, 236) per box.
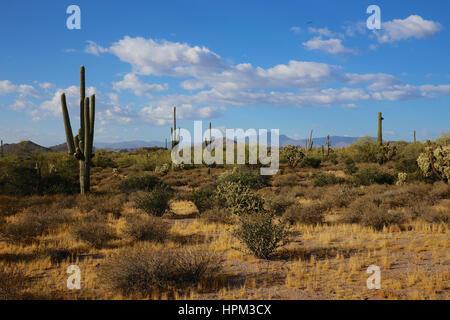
(1, 135, 379, 154)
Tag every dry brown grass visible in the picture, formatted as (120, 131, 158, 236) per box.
(0, 165, 448, 300)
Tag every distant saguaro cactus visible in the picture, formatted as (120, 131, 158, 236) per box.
(306, 130, 313, 151)
(0, 140, 3, 157)
(171, 106, 180, 149)
(326, 135, 331, 157)
(60, 66, 96, 194)
(377, 112, 384, 145)
(414, 130, 417, 143)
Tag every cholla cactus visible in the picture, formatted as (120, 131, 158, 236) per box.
(281, 145, 305, 168)
(396, 172, 407, 186)
(417, 142, 450, 183)
(172, 163, 185, 171)
(154, 163, 170, 175)
(215, 181, 265, 216)
(376, 142, 396, 164)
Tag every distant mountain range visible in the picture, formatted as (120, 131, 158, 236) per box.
(1, 135, 367, 155)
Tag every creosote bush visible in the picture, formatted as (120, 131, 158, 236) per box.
(340, 198, 406, 230)
(352, 166, 395, 186)
(120, 174, 163, 192)
(283, 203, 326, 225)
(71, 222, 116, 249)
(120, 214, 169, 242)
(100, 246, 222, 297)
(217, 167, 267, 189)
(135, 184, 172, 216)
(191, 186, 216, 213)
(311, 173, 345, 187)
(233, 211, 289, 259)
(0, 207, 73, 244)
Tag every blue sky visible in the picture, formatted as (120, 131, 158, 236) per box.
(1, 0, 449, 146)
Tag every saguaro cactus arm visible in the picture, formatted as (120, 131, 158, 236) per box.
(61, 93, 76, 155)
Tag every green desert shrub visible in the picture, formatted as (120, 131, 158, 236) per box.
(217, 168, 268, 189)
(191, 186, 216, 213)
(215, 181, 265, 215)
(100, 247, 222, 297)
(120, 214, 169, 242)
(135, 184, 172, 217)
(233, 211, 289, 259)
(301, 157, 321, 168)
(311, 173, 345, 187)
(120, 174, 163, 192)
(352, 166, 395, 185)
(343, 157, 358, 175)
(263, 193, 296, 216)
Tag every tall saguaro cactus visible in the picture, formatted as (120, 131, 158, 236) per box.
(326, 135, 331, 157)
(60, 66, 96, 194)
(377, 112, 384, 145)
(414, 130, 417, 143)
(0, 140, 3, 157)
(171, 106, 180, 149)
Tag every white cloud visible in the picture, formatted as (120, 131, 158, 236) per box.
(84, 40, 108, 55)
(112, 73, 168, 96)
(0, 80, 41, 97)
(290, 26, 302, 34)
(376, 15, 442, 43)
(95, 36, 224, 77)
(308, 27, 342, 38)
(302, 37, 358, 54)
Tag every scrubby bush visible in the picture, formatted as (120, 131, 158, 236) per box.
(0, 207, 73, 244)
(283, 203, 326, 225)
(71, 222, 116, 248)
(217, 168, 267, 189)
(100, 247, 222, 297)
(352, 166, 395, 185)
(120, 214, 169, 242)
(233, 211, 289, 259)
(200, 208, 233, 225)
(120, 174, 163, 192)
(215, 181, 265, 215)
(418, 205, 450, 224)
(340, 198, 406, 230)
(301, 157, 321, 168)
(191, 187, 216, 213)
(343, 157, 358, 175)
(311, 173, 345, 187)
(263, 193, 296, 216)
(135, 184, 172, 216)
(0, 267, 27, 300)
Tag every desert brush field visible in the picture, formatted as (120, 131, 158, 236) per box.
(0, 136, 449, 300)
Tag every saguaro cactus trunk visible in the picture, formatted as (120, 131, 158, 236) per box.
(377, 112, 384, 145)
(171, 106, 180, 149)
(60, 66, 96, 195)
